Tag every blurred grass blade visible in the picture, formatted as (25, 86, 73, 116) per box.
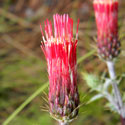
(3, 82, 49, 125)
(77, 50, 96, 64)
(3, 49, 96, 125)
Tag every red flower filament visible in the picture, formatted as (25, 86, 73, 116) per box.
(40, 14, 79, 122)
(93, 0, 120, 60)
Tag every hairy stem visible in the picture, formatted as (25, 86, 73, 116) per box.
(59, 122, 69, 125)
(106, 61, 125, 124)
(120, 115, 125, 125)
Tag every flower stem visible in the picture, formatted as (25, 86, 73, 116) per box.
(106, 61, 125, 124)
(59, 122, 69, 125)
(120, 115, 125, 125)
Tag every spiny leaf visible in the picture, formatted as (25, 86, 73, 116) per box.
(82, 72, 100, 89)
(105, 103, 118, 113)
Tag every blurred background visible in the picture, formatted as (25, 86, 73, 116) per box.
(0, 0, 125, 125)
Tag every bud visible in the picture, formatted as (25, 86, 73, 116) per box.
(40, 14, 79, 123)
(93, 0, 120, 60)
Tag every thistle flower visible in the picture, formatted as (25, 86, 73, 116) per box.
(93, 0, 120, 60)
(40, 14, 79, 123)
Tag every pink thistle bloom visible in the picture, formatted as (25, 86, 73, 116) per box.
(40, 14, 79, 123)
(93, 0, 120, 60)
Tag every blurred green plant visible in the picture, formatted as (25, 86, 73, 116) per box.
(3, 50, 96, 125)
(83, 71, 125, 114)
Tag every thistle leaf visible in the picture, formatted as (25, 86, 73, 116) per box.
(105, 103, 117, 113)
(82, 72, 100, 90)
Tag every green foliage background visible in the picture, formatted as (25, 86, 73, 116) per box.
(0, 0, 125, 125)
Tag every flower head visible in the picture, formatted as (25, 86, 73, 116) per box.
(40, 14, 79, 123)
(93, 0, 120, 60)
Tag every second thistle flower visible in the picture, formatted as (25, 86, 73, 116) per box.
(40, 14, 79, 123)
(93, 0, 120, 61)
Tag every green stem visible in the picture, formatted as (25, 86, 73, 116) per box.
(3, 82, 49, 125)
(77, 49, 96, 64)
